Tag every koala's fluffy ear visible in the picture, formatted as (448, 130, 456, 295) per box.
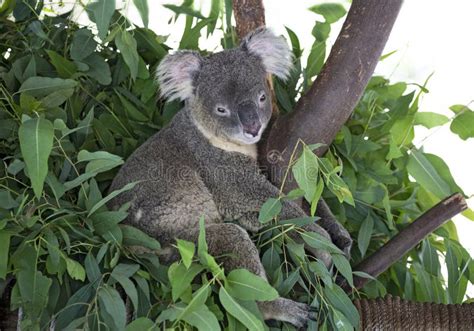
(241, 28, 292, 80)
(156, 51, 202, 101)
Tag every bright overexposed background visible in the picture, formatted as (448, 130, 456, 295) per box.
(72, 0, 474, 291)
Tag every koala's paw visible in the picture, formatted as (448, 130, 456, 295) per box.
(258, 298, 317, 329)
(287, 301, 317, 329)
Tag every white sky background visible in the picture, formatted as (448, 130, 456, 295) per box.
(73, 0, 474, 291)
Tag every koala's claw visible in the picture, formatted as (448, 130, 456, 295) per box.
(260, 299, 318, 329)
(289, 302, 318, 329)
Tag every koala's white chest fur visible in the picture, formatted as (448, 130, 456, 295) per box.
(193, 118, 257, 159)
(206, 135, 257, 159)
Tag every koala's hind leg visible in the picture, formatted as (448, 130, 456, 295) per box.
(179, 223, 315, 328)
(178, 223, 266, 276)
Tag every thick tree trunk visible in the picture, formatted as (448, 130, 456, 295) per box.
(232, 0, 266, 40)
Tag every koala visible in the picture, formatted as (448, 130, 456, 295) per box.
(109, 28, 351, 328)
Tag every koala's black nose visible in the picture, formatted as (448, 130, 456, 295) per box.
(237, 103, 262, 138)
(244, 123, 262, 137)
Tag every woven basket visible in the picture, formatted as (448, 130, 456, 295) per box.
(354, 295, 474, 330)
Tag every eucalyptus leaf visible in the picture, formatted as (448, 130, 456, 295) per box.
(84, 253, 101, 283)
(17, 269, 52, 320)
(258, 198, 282, 223)
(88, 181, 137, 216)
(87, 0, 115, 41)
(292, 145, 320, 202)
(19, 117, 54, 199)
(133, 0, 149, 28)
(306, 41, 326, 79)
(357, 213, 374, 257)
(125, 317, 155, 330)
(407, 149, 451, 199)
(414, 112, 449, 129)
(302, 231, 343, 254)
(219, 287, 264, 331)
(332, 254, 353, 287)
(226, 269, 279, 301)
(323, 285, 359, 328)
(121, 225, 161, 250)
(19, 76, 77, 98)
(331, 309, 354, 331)
(98, 285, 127, 331)
(46, 50, 77, 78)
(168, 263, 204, 302)
(309, 3, 347, 23)
(176, 239, 195, 269)
(179, 305, 220, 331)
(71, 28, 97, 61)
(312, 21, 331, 42)
(111, 273, 139, 313)
(66, 258, 86, 281)
(176, 284, 211, 321)
(82, 53, 112, 85)
(91, 210, 128, 235)
(164, 4, 206, 19)
(115, 30, 139, 80)
(450, 107, 474, 140)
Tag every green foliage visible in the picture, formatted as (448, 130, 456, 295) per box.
(18, 117, 54, 198)
(0, 1, 473, 330)
(449, 104, 474, 140)
(325, 74, 474, 304)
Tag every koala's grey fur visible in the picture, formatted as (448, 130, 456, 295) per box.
(109, 28, 349, 328)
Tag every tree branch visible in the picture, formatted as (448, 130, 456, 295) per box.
(261, 0, 403, 190)
(347, 193, 468, 290)
(232, 0, 266, 40)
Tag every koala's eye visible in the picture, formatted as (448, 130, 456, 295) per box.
(215, 106, 229, 116)
(259, 93, 266, 102)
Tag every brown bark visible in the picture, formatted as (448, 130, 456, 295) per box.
(260, 0, 404, 191)
(349, 193, 468, 290)
(355, 295, 474, 330)
(232, 0, 266, 40)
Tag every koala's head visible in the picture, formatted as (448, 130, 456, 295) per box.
(156, 28, 292, 145)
